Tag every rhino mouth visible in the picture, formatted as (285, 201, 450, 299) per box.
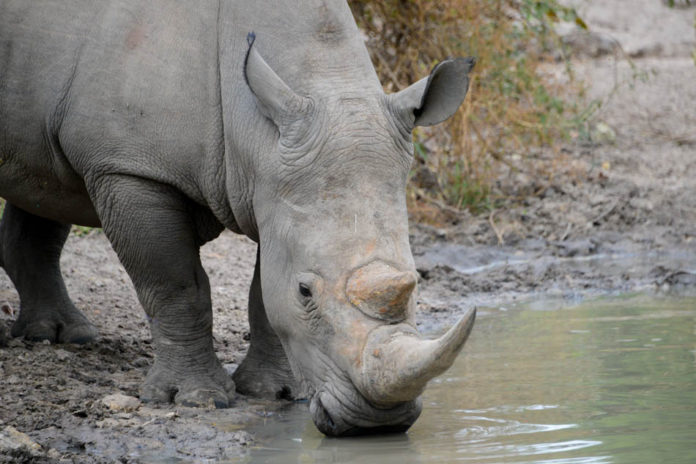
(308, 385, 422, 437)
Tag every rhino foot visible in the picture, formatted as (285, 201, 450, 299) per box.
(233, 354, 299, 400)
(234, 252, 300, 400)
(11, 306, 97, 345)
(141, 359, 236, 408)
(1, 202, 97, 345)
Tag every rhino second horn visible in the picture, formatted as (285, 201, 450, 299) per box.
(358, 308, 476, 407)
(346, 261, 417, 322)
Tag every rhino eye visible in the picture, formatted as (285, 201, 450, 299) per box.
(299, 283, 312, 298)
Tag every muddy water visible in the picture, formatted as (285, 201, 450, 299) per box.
(235, 294, 696, 464)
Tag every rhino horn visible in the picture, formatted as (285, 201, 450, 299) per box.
(357, 308, 476, 407)
(244, 32, 313, 125)
(346, 261, 417, 322)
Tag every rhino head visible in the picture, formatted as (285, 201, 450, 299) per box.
(243, 37, 476, 436)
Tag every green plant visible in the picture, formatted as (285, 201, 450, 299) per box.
(72, 225, 95, 236)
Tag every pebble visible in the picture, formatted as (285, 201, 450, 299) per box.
(0, 425, 43, 457)
(96, 418, 121, 429)
(101, 393, 141, 412)
(560, 30, 619, 58)
(591, 122, 616, 145)
(7, 337, 24, 348)
(54, 349, 72, 361)
(0, 302, 14, 317)
(223, 363, 238, 376)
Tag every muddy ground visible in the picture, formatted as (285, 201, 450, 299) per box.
(1, 1, 695, 462)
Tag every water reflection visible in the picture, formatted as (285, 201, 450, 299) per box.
(238, 294, 696, 464)
(241, 411, 425, 464)
(453, 416, 577, 438)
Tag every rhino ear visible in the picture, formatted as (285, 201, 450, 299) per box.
(244, 33, 312, 127)
(390, 57, 475, 127)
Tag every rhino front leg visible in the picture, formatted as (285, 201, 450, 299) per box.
(89, 175, 233, 408)
(233, 250, 299, 399)
(0, 203, 97, 344)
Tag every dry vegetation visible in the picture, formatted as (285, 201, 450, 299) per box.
(349, 0, 594, 216)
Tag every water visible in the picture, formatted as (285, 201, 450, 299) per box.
(234, 294, 696, 464)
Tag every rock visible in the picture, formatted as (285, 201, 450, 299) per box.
(101, 393, 141, 412)
(561, 30, 619, 58)
(54, 349, 72, 362)
(223, 363, 238, 376)
(96, 418, 121, 429)
(0, 301, 14, 317)
(0, 426, 43, 457)
(591, 122, 616, 145)
(6, 337, 24, 348)
(232, 430, 253, 446)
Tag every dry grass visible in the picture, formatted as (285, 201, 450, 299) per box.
(350, 0, 594, 216)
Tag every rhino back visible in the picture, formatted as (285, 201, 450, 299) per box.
(0, 0, 226, 225)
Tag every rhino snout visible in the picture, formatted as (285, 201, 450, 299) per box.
(309, 387, 422, 437)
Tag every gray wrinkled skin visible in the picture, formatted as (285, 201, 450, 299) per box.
(0, 0, 475, 436)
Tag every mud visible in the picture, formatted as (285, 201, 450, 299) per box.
(0, 233, 260, 463)
(1, 1, 695, 462)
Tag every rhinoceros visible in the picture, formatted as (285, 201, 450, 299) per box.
(0, 0, 476, 435)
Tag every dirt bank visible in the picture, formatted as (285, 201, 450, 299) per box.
(1, 1, 695, 462)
